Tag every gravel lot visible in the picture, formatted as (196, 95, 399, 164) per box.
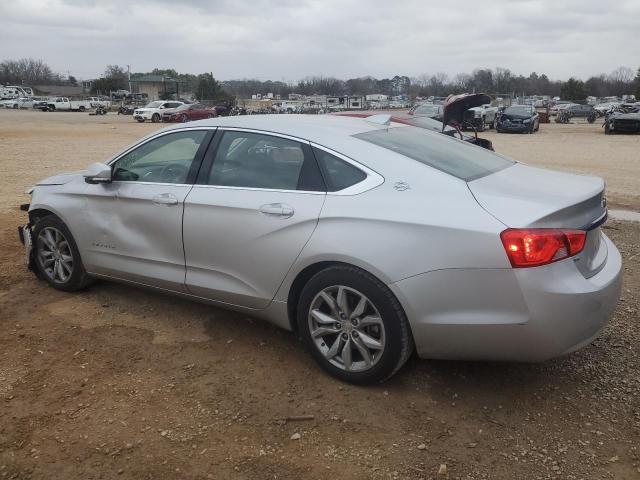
(0, 110, 639, 479)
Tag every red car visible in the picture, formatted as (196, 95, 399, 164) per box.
(163, 103, 217, 123)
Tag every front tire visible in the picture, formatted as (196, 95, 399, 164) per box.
(32, 216, 93, 292)
(297, 265, 413, 384)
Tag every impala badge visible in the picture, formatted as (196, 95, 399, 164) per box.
(394, 181, 411, 191)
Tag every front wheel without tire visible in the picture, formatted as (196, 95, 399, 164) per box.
(32, 216, 93, 292)
(297, 265, 413, 384)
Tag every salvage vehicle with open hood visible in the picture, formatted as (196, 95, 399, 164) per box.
(604, 103, 640, 134)
(496, 104, 540, 134)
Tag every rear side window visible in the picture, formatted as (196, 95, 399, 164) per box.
(354, 126, 513, 181)
(312, 147, 366, 192)
(208, 131, 325, 191)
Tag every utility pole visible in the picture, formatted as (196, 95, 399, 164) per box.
(127, 64, 131, 93)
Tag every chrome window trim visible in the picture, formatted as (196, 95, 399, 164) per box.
(309, 142, 385, 196)
(189, 184, 325, 195)
(106, 127, 216, 167)
(218, 127, 311, 144)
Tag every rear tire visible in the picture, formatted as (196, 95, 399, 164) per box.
(152, 113, 160, 123)
(297, 265, 413, 384)
(32, 216, 94, 292)
(79, 106, 86, 112)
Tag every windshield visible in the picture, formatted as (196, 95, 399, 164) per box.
(174, 104, 191, 111)
(354, 126, 513, 181)
(415, 105, 440, 115)
(400, 115, 456, 133)
(145, 101, 164, 108)
(504, 106, 532, 116)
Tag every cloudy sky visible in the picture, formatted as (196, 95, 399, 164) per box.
(1, 0, 638, 81)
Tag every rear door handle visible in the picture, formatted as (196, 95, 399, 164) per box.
(152, 193, 178, 206)
(259, 203, 294, 218)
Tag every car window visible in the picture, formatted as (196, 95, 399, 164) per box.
(354, 126, 514, 182)
(208, 131, 325, 191)
(112, 130, 208, 183)
(312, 147, 367, 192)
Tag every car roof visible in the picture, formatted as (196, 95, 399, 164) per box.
(161, 114, 388, 145)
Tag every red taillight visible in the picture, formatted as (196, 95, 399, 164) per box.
(500, 229, 586, 268)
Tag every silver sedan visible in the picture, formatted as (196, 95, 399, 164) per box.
(19, 115, 622, 384)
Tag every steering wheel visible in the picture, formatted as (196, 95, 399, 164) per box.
(159, 163, 189, 183)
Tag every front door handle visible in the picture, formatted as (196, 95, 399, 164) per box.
(259, 203, 294, 219)
(152, 193, 178, 206)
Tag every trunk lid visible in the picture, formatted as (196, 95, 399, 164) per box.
(442, 93, 491, 130)
(469, 163, 608, 276)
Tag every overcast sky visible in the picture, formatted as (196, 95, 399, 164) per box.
(1, 0, 638, 82)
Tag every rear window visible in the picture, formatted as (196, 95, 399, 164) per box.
(353, 126, 513, 181)
(312, 147, 366, 191)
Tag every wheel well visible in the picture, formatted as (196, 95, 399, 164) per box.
(287, 261, 336, 332)
(28, 208, 58, 224)
(286, 261, 401, 334)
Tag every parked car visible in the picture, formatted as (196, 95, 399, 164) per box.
(163, 103, 217, 123)
(604, 104, 640, 134)
(32, 98, 50, 110)
(550, 101, 576, 114)
(133, 101, 184, 123)
(565, 104, 595, 118)
(408, 103, 443, 120)
(42, 97, 93, 112)
(87, 97, 112, 109)
(17, 96, 45, 109)
(18, 115, 621, 384)
(1, 98, 20, 109)
(463, 104, 498, 131)
(496, 105, 540, 133)
(594, 102, 621, 116)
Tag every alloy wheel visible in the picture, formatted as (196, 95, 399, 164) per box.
(36, 227, 73, 283)
(308, 286, 385, 372)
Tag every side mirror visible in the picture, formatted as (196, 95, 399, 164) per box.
(84, 162, 112, 184)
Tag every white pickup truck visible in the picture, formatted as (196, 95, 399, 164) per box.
(465, 104, 499, 131)
(41, 97, 93, 112)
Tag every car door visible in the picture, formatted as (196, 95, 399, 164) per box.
(78, 128, 214, 290)
(183, 128, 326, 308)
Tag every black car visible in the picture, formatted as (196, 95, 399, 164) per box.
(604, 104, 640, 134)
(496, 105, 539, 133)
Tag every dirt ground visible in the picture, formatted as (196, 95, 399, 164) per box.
(0, 109, 639, 480)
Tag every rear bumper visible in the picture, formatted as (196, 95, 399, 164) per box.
(391, 233, 622, 361)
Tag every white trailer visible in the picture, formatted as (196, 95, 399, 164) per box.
(1, 85, 34, 99)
